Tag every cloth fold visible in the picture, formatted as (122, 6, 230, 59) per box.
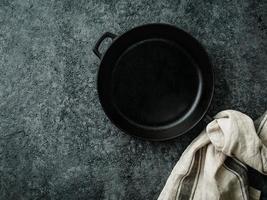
(158, 110, 267, 200)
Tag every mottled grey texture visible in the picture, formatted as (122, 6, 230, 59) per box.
(0, 0, 266, 200)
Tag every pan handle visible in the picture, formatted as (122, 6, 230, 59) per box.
(93, 32, 117, 59)
(203, 114, 214, 124)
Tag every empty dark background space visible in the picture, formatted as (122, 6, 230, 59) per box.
(0, 0, 266, 199)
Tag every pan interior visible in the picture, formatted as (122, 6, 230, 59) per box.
(111, 39, 202, 127)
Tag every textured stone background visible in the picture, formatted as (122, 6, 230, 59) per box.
(0, 0, 266, 199)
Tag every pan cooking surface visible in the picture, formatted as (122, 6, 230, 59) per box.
(111, 39, 202, 127)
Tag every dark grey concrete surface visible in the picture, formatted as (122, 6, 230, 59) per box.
(0, 0, 266, 199)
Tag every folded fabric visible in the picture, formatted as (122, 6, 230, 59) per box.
(158, 110, 267, 200)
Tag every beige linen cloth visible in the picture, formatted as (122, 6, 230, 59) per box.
(158, 110, 267, 200)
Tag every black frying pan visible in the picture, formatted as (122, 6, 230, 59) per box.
(93, 23, 214, 141)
